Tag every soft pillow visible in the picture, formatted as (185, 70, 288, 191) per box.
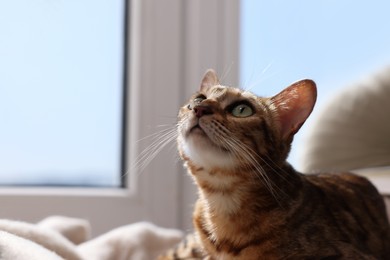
(0, 219, 81, 260)
(38, 216, 90, 245)
(0, 231, 64, 260)
(0, 218, 183, 260)
(77, 222, 183, 260)
(301, 66, 390, 173)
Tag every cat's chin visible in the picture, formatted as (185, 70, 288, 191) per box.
(180, 134, 237, 170)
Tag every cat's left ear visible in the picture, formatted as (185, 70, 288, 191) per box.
(271, 79, 317, 140)
(200, 69, 220, 92)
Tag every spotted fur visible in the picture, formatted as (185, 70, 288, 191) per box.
(161, 70, 390, 260)
(158, 233, 205, 259)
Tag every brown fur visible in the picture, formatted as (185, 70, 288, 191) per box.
(160, 70, 390, 260)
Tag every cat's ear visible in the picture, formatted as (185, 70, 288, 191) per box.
(271, 79, 317, 140)
(200, 69, 220, 92)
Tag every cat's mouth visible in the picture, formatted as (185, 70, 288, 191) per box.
(186, 120, 211, 140)
(185, 121, 231, 158)
(189, 124, 205, 135)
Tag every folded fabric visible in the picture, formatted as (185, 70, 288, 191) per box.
(0, 216, 183, 260)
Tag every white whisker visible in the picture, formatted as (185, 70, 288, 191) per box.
(126, 125, 178, 176)
(212, 120, 289, 204)
(219, 62, 234, 84)
(136, 126, 176, 143)
(243, 61, 276, 92)
(227, 137, 283, 200)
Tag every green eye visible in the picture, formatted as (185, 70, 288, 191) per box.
(194, 95, 206, 104)
(231, 104, 253, 117)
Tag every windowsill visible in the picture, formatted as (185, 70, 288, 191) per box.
(352, 166, 390, 195)
(0, 186, 132, 198)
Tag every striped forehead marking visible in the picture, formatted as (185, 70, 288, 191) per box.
(206, 85, 266, 109)
(209, 85, 228, 99)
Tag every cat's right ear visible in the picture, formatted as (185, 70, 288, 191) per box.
(200, 69, 220, 92)
(271, 79, 317, 140)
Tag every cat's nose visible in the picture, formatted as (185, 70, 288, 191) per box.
(193, 105, 213, 118)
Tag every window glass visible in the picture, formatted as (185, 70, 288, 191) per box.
(0, 0, 126, 186)
(240, 0, 390, 170)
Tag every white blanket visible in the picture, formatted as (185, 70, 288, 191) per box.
(0, 216, 183, 260)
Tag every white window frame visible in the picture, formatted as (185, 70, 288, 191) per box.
(0, 0, 240, 236)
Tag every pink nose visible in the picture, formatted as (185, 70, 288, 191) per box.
(193, 105, 213, 118)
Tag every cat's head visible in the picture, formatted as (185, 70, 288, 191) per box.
(177, 69, 316, 171)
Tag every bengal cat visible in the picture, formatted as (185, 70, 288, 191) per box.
(159, 70, 390, 260)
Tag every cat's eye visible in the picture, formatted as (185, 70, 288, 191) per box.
(194, 95, 206, 104)
(188, 95, 206, 110)
(231, 104, 253, 118)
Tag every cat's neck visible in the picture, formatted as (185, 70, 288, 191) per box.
(189, 162, 303, 256)
(188, 161, 302, 217)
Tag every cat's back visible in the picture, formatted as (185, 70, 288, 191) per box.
(302, 172, 390, 259)
(305, 172, 386, 209)
(306, 172, 387, 221)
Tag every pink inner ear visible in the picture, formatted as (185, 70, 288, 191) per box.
(200, 69, 220, 92)
(271, 79, 317, 140)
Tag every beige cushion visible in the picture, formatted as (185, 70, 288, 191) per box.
(301, 66, 390, 173)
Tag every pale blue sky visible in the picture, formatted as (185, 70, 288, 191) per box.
(0, 0, 124, 186)
(241, 0, 390, 170)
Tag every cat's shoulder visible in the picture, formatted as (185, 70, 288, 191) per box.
(306, 171, 371, 185)
(305, 171, 380, 196)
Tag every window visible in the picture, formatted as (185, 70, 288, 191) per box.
(240, 0, 390, 171)
(0, 0, 126, 187)
(0, 0, 189, 236)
